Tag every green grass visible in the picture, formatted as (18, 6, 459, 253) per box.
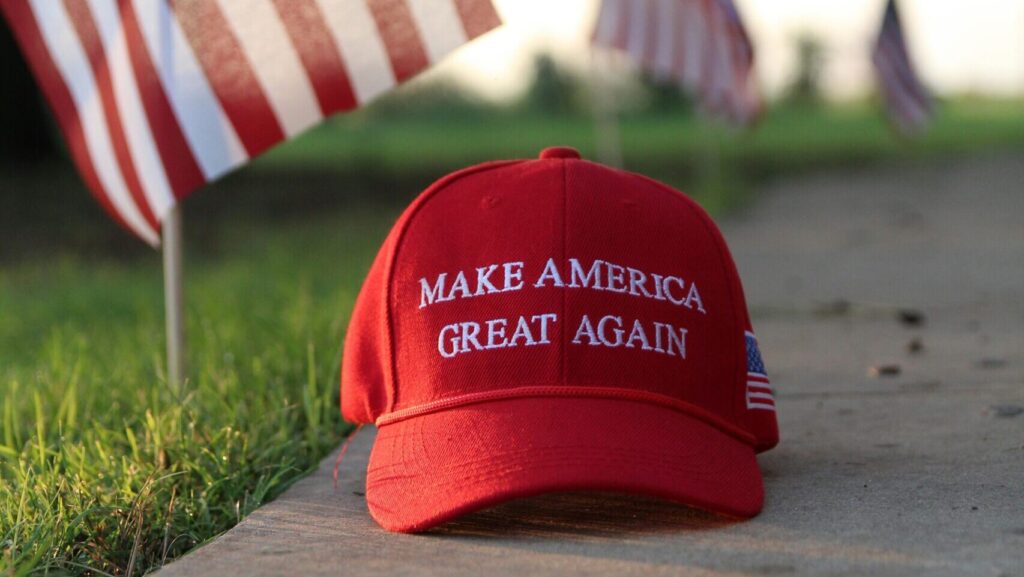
(0, 210, 396, 576)
(2, 100, 1024, 575)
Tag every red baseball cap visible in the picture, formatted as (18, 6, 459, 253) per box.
(341, 146, 779, 533)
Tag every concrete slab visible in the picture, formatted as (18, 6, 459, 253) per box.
(156, 154, 1024, 577)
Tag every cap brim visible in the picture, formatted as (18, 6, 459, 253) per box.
(365, 396, 763, 533)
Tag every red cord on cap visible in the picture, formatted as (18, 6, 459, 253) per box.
(333, 423, 365, 490)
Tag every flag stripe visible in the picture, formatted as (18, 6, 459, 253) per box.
(720, 1, 741, 118)
(171, 0, 285, 157)
(0, 0, 133, 234)
(315, 0, 397, 104)
(216, 0, 322, 138)
(879, 35, 918, 100)
(724, 11, 752, 122)
(452, 0, 501, 39)
(670, 0, 687, 84)
(118, 0, 205, 199)
(875, 43, 927, 129)
(877, 56, 928, 131)
(875, 50, 927, 129)
(30, 0, 159, 244)
(680, 0, 704, 89)
(698, 0, 718, 106)
(652, 0, 675, 77)
(366, 0, 431, 83)
(611, 0, 630, 50)
(879, 33, 929, 115)
(593, 0, 758, 125)
(407, 0, 468, 64)
(132, 0, 246, 181)
(592, 0, 619, 45)
(872, 0, 933, 135)
(641, 0, 659, 67)
(4, 0, 501, 243)
(625, 0, 647, 64)
(270, 0, 358, 115)
(708, 0, 733, 115)
(62, 0, 159, 230)
(86, 0, 176, 220)
(743, 330, 774, 410)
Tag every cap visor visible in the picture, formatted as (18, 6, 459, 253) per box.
(365, 396, 763, 533)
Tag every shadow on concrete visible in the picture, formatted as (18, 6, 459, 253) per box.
(430, 492, 736, 539)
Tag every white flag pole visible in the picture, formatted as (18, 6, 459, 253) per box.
(591, 48, 624, 169)
(162, 203, 186, 388)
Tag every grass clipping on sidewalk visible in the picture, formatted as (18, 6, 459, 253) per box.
(0, 213, 391, 576)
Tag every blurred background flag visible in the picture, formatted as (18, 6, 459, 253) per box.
(871, 0, 934, 135)
(591, 0, 761, 126)
(0, 0, 502, 245)
(705, 0, 760, 125)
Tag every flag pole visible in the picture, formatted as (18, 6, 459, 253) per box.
(162, 203, 185, 389)
(591, 48, 624, 169)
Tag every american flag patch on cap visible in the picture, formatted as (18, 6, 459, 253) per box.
(745, 331, 775, 411)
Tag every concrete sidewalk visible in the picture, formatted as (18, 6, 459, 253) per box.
(157, 154, 1023, 577)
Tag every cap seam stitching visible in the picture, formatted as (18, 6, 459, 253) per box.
(560, 159, 568, 386)
(373, 385, 758, 446)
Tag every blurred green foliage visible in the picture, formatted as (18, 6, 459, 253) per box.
(783, 33, 827, 107)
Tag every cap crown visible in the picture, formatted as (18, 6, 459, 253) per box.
(342, 155, 778, 451)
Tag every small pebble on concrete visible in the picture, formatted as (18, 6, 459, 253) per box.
(868, 364, 902, 378)
(990, 405, 1023, 418)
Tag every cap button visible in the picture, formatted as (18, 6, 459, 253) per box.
(539, 146, 581, 160)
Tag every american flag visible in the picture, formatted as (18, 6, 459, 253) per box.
(591, 0, 761, 126)
(744, 331, 774, 411)
(871, 0, 933, 135)
(1, 0, 501, 245)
